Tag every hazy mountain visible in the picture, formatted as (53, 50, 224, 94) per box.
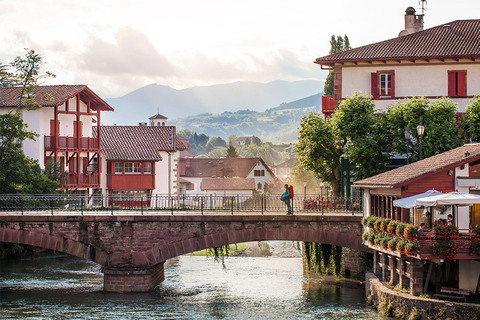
(103, 80, 323, 125)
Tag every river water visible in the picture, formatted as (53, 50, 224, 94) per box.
(1, 253, 384, 319)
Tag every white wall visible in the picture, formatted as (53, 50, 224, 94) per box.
(246, 161, 275, 191)
(153, 151, 181, 195)
(459, 260, 480, 292)
(20, 107, 54, 167)
(342, 63, 480, 112)
(455, 164, 470, 230)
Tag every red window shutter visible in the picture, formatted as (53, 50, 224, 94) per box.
(83, 157, 88, 173)
(68, 157, 75, 173)
(448, 71, 457, 97)
(371, 73, 379, 99)
(457, 71, 467, 96)
(59, 157, 65, 171)
(50, 120, 56, 136)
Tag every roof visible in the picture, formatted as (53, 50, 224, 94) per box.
(315, 20, 480, 66)
(201, 178, 256, 191)
(354, 143, 480, 189)
(0, 85, 113, 111)
(149, 114, 168, 119)
(97, 126, 186, 161)
(181, 157, 275, 178)
(273, 158, 296, 169)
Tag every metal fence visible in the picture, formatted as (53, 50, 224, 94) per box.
(0, 194, 363, 216)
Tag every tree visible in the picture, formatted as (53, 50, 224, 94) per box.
(9, 49, 56, 110)
(323, 35, 351, 96)
(206, 136, 227, 152)
(225, 145, 239, 158)
(465, 97, 480, 142)
(330, 94, 391, 179)
(251, 136, 262, 146)
(385, 97, 464, 161)
(227, 134, 238, 146)
(296, 112, 342, 196)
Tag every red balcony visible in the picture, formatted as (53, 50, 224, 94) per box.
(63, 173, 100, 188)
(45, 136, 99, 151)
(322, 96, 335, 114)
(107, 174, 154, 190)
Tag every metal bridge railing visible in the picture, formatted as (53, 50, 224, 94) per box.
(0, 194, 363, 216)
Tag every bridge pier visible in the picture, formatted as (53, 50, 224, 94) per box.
(103, 263, 165, 293)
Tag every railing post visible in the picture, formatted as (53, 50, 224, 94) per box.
(141, 196, 144, 215)
(261, 194, 264, 215)
(110, 194, 113, 216)
(50, 197, 53, 215)
(171, 195, 174, 215)
(81, 195, 84, 216)
(20, 196, 24, 216)
(201, 197, 204, 215)
(231, 196, 234, 215)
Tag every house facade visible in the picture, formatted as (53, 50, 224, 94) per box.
(0, 85, 113, 195)
(315, 8, 480, 117)
(98, 124, 185, 204)
(354, 143, 480, 293)
(178, 157, 277, 195)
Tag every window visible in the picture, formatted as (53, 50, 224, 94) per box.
(448, 70, 467, 97)
(254, 169, 265, 176)
(124, 162, 133, 173)
(114, 162, 123, 174)
(133, 162, 142, 173)
(143, 162, 152, 174)
(257, 182, 262, 190)
(371, 71, 395, 98)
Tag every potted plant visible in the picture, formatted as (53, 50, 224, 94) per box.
(434, 225, 458, 241)
(403, 224, 419, 241)
(405, 241, 419, 257)
(433, 241, 458, 260)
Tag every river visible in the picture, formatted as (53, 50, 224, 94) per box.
(0, 252, 384, 319)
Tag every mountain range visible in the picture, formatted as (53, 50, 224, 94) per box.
(103, 80, 323, 125)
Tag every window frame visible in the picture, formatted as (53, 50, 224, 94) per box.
(371, 70, 395, 99)
(143, 162, 152, 174)
(124, 162, 133, 174)
(114, 162, 123, 174)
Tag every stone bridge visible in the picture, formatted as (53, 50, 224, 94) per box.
(0, 214, 366, 292)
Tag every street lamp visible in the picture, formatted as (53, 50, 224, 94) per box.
(404, 129, 411, 164)
(417, 123, 425, 160)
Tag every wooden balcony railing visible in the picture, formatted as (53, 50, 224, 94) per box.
(322, 95, 335, 114)
(418, 230, 480, 260)
(45, 136, 99, 150)
(63, 173, 100, 187)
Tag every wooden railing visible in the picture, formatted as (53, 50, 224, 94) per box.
(418, 230, 479, 260)
(63, 173, 100, 187)
(44, 136, 99, 150)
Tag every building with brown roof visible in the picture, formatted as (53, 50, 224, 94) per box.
(315, 8, 480, 116)
(354, 143, 480, 293)
(98, 124, 185, 199)
(0, 85, 113, 195)
(178, 157, 278, 195)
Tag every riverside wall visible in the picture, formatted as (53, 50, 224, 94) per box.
(365, 273, 480, 319)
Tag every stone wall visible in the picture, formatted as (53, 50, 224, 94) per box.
(366, 273, 480, 319)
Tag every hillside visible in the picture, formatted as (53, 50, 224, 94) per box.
(170, 104, 322, 144)
(103, 80, 323, 125)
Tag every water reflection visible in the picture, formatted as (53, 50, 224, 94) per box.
(1, 254, 384, 319)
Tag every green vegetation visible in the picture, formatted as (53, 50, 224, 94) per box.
(193, 243, 248, 269)
(172, 106, 320, 144)
(303, 242, 343, 278)
(323, 35, 351, 96)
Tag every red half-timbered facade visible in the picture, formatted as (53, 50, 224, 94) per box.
(0, 85, 113, 194)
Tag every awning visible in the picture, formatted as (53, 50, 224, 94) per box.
(393, 190, 443, 209)
(414, 191, 480, 207)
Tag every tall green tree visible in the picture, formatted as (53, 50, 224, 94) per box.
(465, 97, 480, 142)
(323, 35, 351, 96)
(296, 112, 343, 196)
(225, 145, 239, 158)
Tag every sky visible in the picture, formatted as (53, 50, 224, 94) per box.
(1, 0, 480, 98)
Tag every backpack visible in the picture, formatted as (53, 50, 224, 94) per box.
(288, 185, 294, 198)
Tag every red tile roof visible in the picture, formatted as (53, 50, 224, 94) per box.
(354, 143, 480, 189)
(180, 157, 275, 178)
(98, 126, 186, 161)
(315, 20, 480, 66)
(201, 178, 256, 191)
(0, 85, 113, 111)
(149, 114, 167, 119)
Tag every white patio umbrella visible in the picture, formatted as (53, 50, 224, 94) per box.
(393, 189, 444, 209)
(414, 192, 480, 207)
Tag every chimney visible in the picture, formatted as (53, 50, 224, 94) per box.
(399, 7, 423, 37)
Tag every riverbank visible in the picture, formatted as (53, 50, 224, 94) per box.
(366, 273, 480, 319)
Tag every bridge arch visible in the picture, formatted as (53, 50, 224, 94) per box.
(0, 228, 107, 265)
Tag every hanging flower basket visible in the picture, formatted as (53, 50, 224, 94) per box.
(433, 241, 458, 260)
(404, 241, 419, 257)
(387, 220, 398, 235)
(403, 224, 419, 241)
(396, 239, 408, 255)
(434, 225, 458, 241)
(396, 223, 407, 238)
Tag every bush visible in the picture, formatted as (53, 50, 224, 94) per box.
(403, 224, 419, 241)
(404, 241, 419, 257)
(434, 225, 458, 241)
(374, 219, 383, 232)
(380, 218, 392, 233)
(380, 236, 393, 249)
(396, 239, 407, 255)
(396, 223, 407, 238)
(387, 220, 398, 235)
(433, 241, 457, 260)
(366, 216, 379, 228)
(387, 237, 400, 251)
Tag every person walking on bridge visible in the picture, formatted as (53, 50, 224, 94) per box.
(282, 184, 293, 215)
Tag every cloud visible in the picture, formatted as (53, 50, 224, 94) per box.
(78, 27, 177, 77)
